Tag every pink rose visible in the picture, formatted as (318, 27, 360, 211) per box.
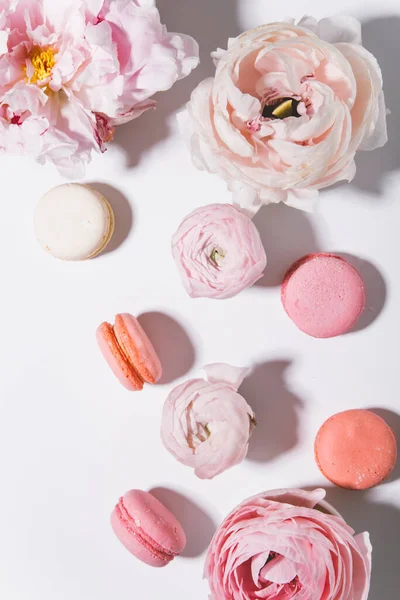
(160, 364, 255, 479)
(180, 16, 387, 214)
(171, 203, 267, 299)
(0, 0, 198, 176)
(205, 488, 371, 600)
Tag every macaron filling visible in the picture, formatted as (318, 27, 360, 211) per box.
(115, 498, 175, 564)
(113, 315, 156, 384)
(111, 324, 146, 386)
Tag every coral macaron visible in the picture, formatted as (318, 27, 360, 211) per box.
(111, 490, 186, 567)
(97, 313, 162, 391)
(315, 409, 397, 490)
(281, 253, 366, 338)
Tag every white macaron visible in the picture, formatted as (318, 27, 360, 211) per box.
(34, 184, 115, 261)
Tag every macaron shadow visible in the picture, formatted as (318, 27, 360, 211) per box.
(252, 204, 321, 288)
(338, 253, 387, 333)
(240, 361, 304, 463)
(369, 408, 400, 483)
(88, 182, 133, 255)
(149, 487, 217, 558)
(304, 485, 400, 600)
(138, 312, 196, 384)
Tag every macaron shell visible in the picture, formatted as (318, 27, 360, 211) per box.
(96, 322, 144, 391)
(315, 409, 397, 490)
(34, 183, 114, 261)
(114, 314, 162, 384)
(111, 490, 186, 567)
(281, 253, 366, 338)
(86, 194, 115, 258)
(111, 506, 169, 567)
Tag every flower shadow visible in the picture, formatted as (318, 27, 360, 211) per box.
(369, 408, 400, 484)
(137, 312, 196, 385)
(88, 182, 133, 255)
(338, 253, 387, 333)
(253, 204, 321, 287)
(114, 0, 242, 168)
(320, 486, 400, 600)
(349, 16, 400, 195)
(149, 487, 217, 558)
(240, 361, 304, 463)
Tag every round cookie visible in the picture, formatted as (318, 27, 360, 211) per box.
(97, 313, 162, 391)
(34, 183, 115, 260)
(111, 490, 186, 567)
(281, 253, 366, 338)
(315, 409, 397, 490)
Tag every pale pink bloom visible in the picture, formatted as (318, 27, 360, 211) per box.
(172, 203, 267, 299)
(205, 488, 372, 600)
(161, 364, 255, 480)
(0, 0, 198, 176)
(180, 16, 387, 214)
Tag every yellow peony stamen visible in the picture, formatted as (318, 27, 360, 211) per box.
(27, 47, 55, 84)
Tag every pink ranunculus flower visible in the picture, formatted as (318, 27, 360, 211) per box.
(172, 203, 267, 299)
(161, 364, 256, 480)
(0, 0, 198, 176)
(180, 16, 387, 214)
(204, 488, 372, 600)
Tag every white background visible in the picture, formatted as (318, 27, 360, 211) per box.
(0, 1, 399, 598)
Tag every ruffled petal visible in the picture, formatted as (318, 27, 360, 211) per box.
(203, 364, 251, 390)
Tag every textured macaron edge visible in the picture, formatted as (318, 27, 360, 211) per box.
(113, 496, 175, 565)
(113, 314, 161, 384)
(314, 409, 398, 490)
(97, 322, 144, 391)
(34, 184, 116, 261)
(85, 188, 115, 259)
(281, 253, 366, 338)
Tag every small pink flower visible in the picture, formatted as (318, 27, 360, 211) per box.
(161, 364, 255, 480)
(205, 488, 372, 600)
(0, 0, 199, 176)
(172, 203, 267, 299)
(180, 16, 387, 214)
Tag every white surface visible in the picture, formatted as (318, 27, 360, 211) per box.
(0, 1, 399, 599)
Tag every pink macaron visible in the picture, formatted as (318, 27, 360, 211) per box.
(97, 313, 162, 391)
(281, 253, 366, 338)
(315, 409, 397, 490)
(111, 490, 186, 567)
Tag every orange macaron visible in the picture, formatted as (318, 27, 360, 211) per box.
(315, 409, 397, 490)
(97, 313, 162, 391)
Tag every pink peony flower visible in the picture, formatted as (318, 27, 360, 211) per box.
(161, 364, 255, 480)
(180, 16, 387, 214)
(0, 0, 198, 176)
(204, 488, 372, 600)
(172, 203, 267, 299)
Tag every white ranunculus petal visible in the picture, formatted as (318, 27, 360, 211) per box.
(316, 15, 362, 45)
(180, 16, 386, 212)
(161, 364, 255, 479)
